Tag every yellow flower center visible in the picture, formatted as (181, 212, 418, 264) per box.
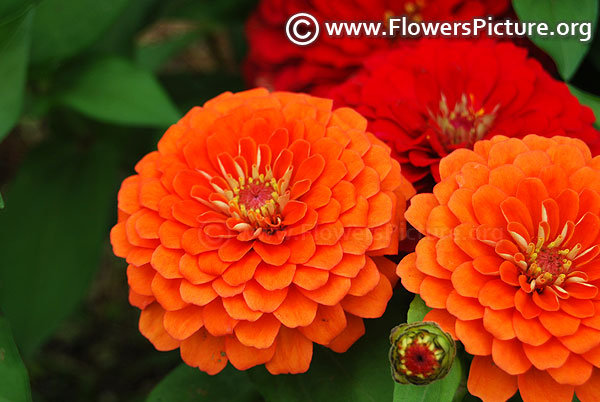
(433, 93, 497, 149)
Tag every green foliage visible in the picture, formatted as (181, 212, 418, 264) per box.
(30, 0, 130, 64)
(393, 359, 462, 402)
(0, 10, 33, 141)
(0, 138, 120, 356)
(58, 57, 180, 127)
(512, 0, 599, 80)
(569, 84, 600, 128)
(146, 364, 262, 402)
(407, 295, 432, 324)
(0, 316, 32, 402)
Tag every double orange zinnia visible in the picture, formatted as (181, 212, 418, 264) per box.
(111, 88, 414, 374)
(398, 135, 600, 401)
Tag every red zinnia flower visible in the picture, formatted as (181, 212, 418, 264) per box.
(110, 88, 415, 375)
(330, 39, 600, 190)
(244, 0, 509, 94)
(398, 135, 600, 402)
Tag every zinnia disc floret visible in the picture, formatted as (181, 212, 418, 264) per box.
(397, 134, 600, 402)
(110, 88, 415, 375)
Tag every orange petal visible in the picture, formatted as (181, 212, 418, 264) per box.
(538, 310, 580, 337)
(513, 312, 552, 346)
(447, 188, 477, 223)
(195, 251, 230, 277)
(560, 326, 600, 354)
(218, 238, 253, 262)
(179, 254, 216, 285)
(523, 337, 570, 370)
(514, 289, 542, 319)
(547, 353, 593, 386)
(446, 291, 484, 320)
(151, 275, 187, 311)
(340, 227, 373, 255)
(254, 262, 296, 291)
(273, 287, 318, 328)
(331, 254, 366, 278)
(397, 253, 426, 293)
(151, 245, 183, 279)
(576, 369, 600, 402)
(265, 327, 313, 374)
(127, 264, 155, 296)
(224, 336, 275, 370)
(221, 294, 262, 321)
(180, 328, 227, 375)
(253, 241, 290, 266)
(405, 193, 438, 234)
(286, 233, 316, 264)
(304, 243, 344, 269)
(455, 319, 492, 356)
(139, 303, 179, 351)
(202, 298, 238, 337)
(220, 251, 261, 286)
(472, 255, 504, 276)
(420, 276, 453, 309)
(163, 305, 204, 340)
(451, 261, 489, 298)
(467, 355, 518, 402)
(299, 304, 347, 345)
(426, 205, 459, 238)
(435, 235, 470, 270)
(492, 338, 532, 375)
(180, 280, 218, 306)
(472, 184, 507, 228)
(518, 368, 574, 402)
(482, 307, 516, 340)
(454, 223, 492, 258)
(234, 313, 281, 349)
(243, 280, 288, 313)
(415, 237, 452, 279)
(341, 275, 392, 318)
(300, 274, 351, 306)
(347, 258, 380, 297)
(129, 289, 154, 309)
(326, 314, 365, 353)
(293, 266, 329, 290)
(478, 279, 517, 310)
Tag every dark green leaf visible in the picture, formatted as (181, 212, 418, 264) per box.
(30, 0, 130, 64)
(512, 0, 598, 80)
(59, 57, 180, 127)
(0, 316, 32, 402)
(249, 295, 407, 402)
(0, 138, 120, 356)
(407, 295, 432, 324)
(0, 0, 36, 23)
(135, 32, 200, 73)
(146, 364, 262, 402)
(568, 84, 600, 129)
(393, 358, 462, 402)
(0, 192, 4, 209)
(0, 10, 33, 141)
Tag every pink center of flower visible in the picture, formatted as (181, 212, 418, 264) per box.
(433, 93, 497, 149)
(238, 182, 274, 210)
(535, 247, 564, 276)
(403, 343, 439, 377)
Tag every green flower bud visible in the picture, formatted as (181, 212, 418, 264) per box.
(389, 321, 456, 385)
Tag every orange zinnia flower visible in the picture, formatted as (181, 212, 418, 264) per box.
(397, 135, 600, 402)
(111, 88, 415, 375)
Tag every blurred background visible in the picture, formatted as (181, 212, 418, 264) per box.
(0, 0, 598, 401)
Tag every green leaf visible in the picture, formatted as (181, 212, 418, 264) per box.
(0, 193, 4, 209)
(0, 10, 33, 142)
(0, 137, 120, 356)
(407, 295, 432, 324)
(512, 0, 598, 80)
(146, 364, 262, 402)
(30, 0, 130, 64)
(393, 358, 462, 402)
(249, 295, 407, 402)
(0, 316, 32, 402)
(59, 57, 180, 127)
(0, 0, 36, 23)
(568, 85, 600, 129)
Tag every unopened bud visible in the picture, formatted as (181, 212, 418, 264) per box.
(389, 321, 456, 385)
